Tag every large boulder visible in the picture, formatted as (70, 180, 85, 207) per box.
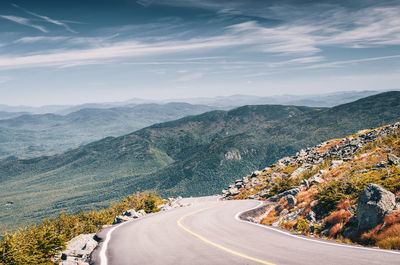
(357, 183, 395, 230)
(59, 233, 97, 265)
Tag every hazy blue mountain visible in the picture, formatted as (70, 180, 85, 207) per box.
(0, 103, 216, 159)
(0, 90, 387, 115)
(0, 104, 72, 114)
(172, 90, 385, 108)
(0, 111, 29, 120)
(0, 91, 399, 228)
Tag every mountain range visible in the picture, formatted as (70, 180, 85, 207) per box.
(1, 91, 400, 228)
(0, 90, 386, 115)
(0, 103, 215, 159)
(0, 90, 388, 160)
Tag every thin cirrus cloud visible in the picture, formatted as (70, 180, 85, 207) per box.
(305, 55, 400, 69)
(0, 76, 11, 84)
(0, 36, 242, 70)
(175, 72, 204, 82)
(19, 9, 77, 33)
(6, 3, 77, 33)
(0, 15, 47, 32)
(13, 36, 68, 44)
(1, 3, 400, 71)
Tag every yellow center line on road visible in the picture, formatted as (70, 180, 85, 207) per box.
(177, 201, 277, 265)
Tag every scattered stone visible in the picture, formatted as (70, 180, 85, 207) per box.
(137, 209, 146, 217)
(286, 195, 297, 206)
(123, 209, 139, 218)
(258, 188, 270, 198)
(387, 153, 400, 166)
(228, 187, 240, 196)
(113, 215, 131, 224)
(280, 209, 289, 216)
(308, 175, 324, 186)
(283, 209, 303, 222)
(310, 200, 319, 207)
(305, 210, 316, 223)
(300, 179, 309, 187)
(331, 160, 344, 169)
(290, 166, 308, 179)
(357, 183, 396, 231)
(269, 187, 301, 202)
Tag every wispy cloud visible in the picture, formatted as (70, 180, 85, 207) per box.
(14, 36, 68, 44)
(0, 37, 238, 69)
(2, 3, 400, 72)
(137, 0, 154, 7)
(0, 15, 47, 32)
(306, 55, 400, 69)
(267, 56, 325, 68)
(12, 4, 77, 33)
(317, 7, 400, 47)
(0, 76, 11, 84)
(227, 21, 320, 55)
(176, 72, 203, 82)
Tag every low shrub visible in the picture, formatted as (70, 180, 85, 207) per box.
(296, 217, 310, 233)
(377, 237, 400, 250)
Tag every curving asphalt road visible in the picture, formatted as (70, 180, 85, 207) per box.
(92, 196, 400, 265)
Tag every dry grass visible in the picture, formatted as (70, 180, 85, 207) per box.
(280, 220, 296, 230)
(261, 209, 279, 225)
(360, 216, 400, 249)
(329, 223, 344, 236)
(383, 212, 400, 226)
(377, 237, 400, 250)
(316, 139, 342, 153)
(325, 209, 352, 226)
(337, 200, 352, 210)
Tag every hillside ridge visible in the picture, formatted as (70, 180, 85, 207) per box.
(223, 121, 400, 250)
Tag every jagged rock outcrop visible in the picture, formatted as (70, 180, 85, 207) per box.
(357, 183, 396, 231)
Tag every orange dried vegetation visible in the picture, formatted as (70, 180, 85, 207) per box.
(316, 139, 342, 153)
(329, 223, 344, 237)
(325, 209, 352, 226)
(337, 200, 351, 210)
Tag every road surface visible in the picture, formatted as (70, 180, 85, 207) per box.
(92, 196, 400, 265)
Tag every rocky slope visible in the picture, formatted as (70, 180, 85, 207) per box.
(223, 122, 400, 249)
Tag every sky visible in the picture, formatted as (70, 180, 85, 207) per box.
(0, 0, 399, 106)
